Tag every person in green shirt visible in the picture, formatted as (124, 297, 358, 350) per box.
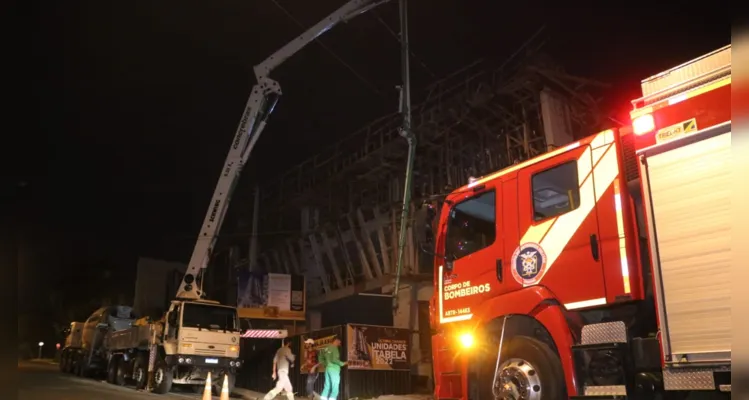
(319, 337, 346, 400)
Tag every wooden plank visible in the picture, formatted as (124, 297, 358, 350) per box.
(347, 215, 374, 280)
(335, 226, 356, 284)
(372, 208, 392, 273)
(272, 249, 289, 274)
(319, 232, 344, 289)
(307, 275, 392, 307)
(286, 241, 301, 275)
(261, 254, 273, 272)
(356, 208, 383, 277)
(303, 237, 330, 293)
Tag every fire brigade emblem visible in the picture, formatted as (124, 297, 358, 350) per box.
(511, 242, 547, 285)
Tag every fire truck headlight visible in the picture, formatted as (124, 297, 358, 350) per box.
(458, 333, 474, 349)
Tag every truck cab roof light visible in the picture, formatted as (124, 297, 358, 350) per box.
(633, 114, 655, 136)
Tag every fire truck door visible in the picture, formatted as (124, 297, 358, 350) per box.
(515, 143, 607, 309)
(438, 183, 503, 323)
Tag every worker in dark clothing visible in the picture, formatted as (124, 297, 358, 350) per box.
(319, 337, 346, 400)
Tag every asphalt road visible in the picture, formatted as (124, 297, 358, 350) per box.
(18, 360, 238, 400)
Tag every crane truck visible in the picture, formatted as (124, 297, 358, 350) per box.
(426, 45, 732, 399)
(59, 0, 396, 395)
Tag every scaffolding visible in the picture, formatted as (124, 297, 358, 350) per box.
(237, 38, 609, 305)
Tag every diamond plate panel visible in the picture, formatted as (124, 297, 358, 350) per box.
(581, 321, 627, 345)
(584, 385, 627, 396)
(663, 368, 715, 391)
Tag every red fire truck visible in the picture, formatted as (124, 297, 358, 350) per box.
(426, 45, 732, 399)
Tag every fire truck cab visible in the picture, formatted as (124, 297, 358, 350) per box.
(427, 45, 732, 400)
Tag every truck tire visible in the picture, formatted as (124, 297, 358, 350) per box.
(481, 335, 565, 400)
(152, 360, 173, 394)
(73, 354, 84, 376)
(115, 357, 128, 386)
(106, 357, 118, 384)
(59, 351, 67, 373)
(213, 372, 235, 396)
(65, 352, 74, 374)
(132, 356, 148, 390)
(59, 351, 69, 373)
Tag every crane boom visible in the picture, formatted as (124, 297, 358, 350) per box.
(176, 0, 392, 300)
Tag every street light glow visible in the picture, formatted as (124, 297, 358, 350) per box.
(38, 342, 44, 347)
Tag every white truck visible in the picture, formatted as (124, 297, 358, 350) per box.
(60, 302, 243, 394)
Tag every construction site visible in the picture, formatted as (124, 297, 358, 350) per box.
(40, 0, 733, 397)
(207, 31, 612, 394)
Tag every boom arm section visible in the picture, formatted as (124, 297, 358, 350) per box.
(176, 0, 392, 300)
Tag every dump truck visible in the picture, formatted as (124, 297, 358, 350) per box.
(59, 301, 244, 394)
(426, 45, 732, 399)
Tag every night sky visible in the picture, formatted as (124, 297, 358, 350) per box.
(20, 0, 729, 349)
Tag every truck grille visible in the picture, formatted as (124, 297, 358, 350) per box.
(195, 349, 224, 356)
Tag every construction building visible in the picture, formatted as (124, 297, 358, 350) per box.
(223, 40, 610, 384)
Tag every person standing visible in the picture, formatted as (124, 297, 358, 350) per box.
(303, 338, 321, 399)
(263, 338, 296, 400)
(319, 337, 346, 400)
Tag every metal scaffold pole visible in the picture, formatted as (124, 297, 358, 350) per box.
(392, 0, 415, 314)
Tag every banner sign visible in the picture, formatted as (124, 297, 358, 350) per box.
(345, 324, 410, 371)
(300, 333, 339, 374)
(237, 271, 305, 320)
(237, 271, 268, 309)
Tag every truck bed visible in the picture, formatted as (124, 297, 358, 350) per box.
(106, 324, 160, 351)
(65, 322, 84, 348)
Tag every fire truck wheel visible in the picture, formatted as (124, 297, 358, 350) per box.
(492, 336, 565, 400)
(152, 360, 173, 394)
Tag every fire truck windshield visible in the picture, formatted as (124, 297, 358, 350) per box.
(182, 303, 239, 332)
(445, 190, 496, 260)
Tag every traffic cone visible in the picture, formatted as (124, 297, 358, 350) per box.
(202, 372, 212, 400)
(220, 374, 230, 400)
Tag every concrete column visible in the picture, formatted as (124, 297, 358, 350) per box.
(391, 282, 434, 379)
(307, 309, 322, 331)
